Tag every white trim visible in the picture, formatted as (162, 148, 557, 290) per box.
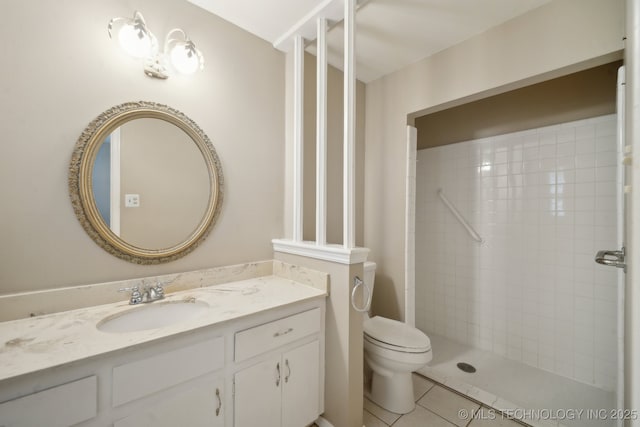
(314, 416, 335, 427)
(343, 0, 356, 249)
(109, 128, 121, 237)
(273, 0, 343, 51)
(626, 0, 640, 420)
(272, 239, 369, 265)
(293, 35, 305, 242)
(404, 126, 417, 327)
(616, 65, 626, 424)
(316, 17, 328, 246)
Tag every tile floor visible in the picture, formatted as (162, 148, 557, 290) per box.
(363, 374, 526, 427)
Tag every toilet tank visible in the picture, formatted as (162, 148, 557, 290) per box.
(363, 261, 376, 295)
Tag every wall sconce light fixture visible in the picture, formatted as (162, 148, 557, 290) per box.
(108, 11, 204, 79)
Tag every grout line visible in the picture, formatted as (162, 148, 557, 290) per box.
(412, 373, 532, 427)
(415, 385, 479, 427)
(364, 408, 390, 426)
(422, 406, 460, 427)
(366, 373, 531, 427)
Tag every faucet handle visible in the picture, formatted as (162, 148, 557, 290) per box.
(145, 281, 166, 301)
(118, 286, 143, 305)
(154, 282, 165, 298)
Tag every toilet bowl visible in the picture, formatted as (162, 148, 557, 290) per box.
(363, 262, 432, 414)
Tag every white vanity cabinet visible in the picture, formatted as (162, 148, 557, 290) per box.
(0, 278, 326, 427)
(234, 341, 320, 427)
(112, 337, 225, 427)
(0, 376, 98, 427)
(233, 309, 322, 427)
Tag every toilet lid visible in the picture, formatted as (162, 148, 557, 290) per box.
(364, 316, 431, 351)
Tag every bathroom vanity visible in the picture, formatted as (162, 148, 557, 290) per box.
(0, 261, 327, 427)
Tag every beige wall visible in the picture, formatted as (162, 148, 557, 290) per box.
(0, 0, 285, 294)
(365, 0, 625, 321)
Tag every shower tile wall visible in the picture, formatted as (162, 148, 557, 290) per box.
(415, 115, 619, 391)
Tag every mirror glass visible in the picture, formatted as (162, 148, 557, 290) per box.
(70, 102, 223, 264)
(92, 118, 210, 249)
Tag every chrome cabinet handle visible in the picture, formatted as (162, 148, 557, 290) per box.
(275, 362, 281, 387)
(595, 248, 626, 269)
(274, 328, 293, 338)
(285, 359, 291, 383)
(215, 388, 222, 416)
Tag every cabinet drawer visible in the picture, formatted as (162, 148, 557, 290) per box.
(235, 308, 320, 362)
(0, 376, 97, 427)
(113, 336, 224, 407)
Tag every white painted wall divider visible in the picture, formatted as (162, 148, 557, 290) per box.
(273, 0, 366, 262)
(316, 17, 328, 247)
(343, 0, 356, 249)
(272, 0, 344, 52)
(292, 35, 305, 242)
(405, 126, 417, 327)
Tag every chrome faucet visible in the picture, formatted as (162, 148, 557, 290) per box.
(118, 282, 166, 305)
(145, 282, 165, 302)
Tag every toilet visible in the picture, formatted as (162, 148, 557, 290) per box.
(363, 261, 432, 414)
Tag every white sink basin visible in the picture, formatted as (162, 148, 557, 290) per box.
(97, 300, 209, 333)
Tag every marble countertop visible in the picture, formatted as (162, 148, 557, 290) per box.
(0, 274, 326, 383)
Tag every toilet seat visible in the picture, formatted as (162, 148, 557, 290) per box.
(364, 316, 431, 353)
(364, 337, 432, 366)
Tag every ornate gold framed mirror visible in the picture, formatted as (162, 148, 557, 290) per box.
(69, 101, 223, 264)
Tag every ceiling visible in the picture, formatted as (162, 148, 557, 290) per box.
(188, 0, 551, 83)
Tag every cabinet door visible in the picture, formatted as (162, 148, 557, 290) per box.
(114, 377, 224, 427)
(112, 337, 224, 407)
(234, 355, 281, 427)
(0, 376, 97, 427)
(282, 340, 320, 427)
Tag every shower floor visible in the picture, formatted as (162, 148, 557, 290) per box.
(417, 333, 616, 427)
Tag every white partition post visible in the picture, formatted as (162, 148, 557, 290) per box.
(316, 18, 328, 246)
(293, 35, 305, 242)
(343, 0, 356, 249)
(626, 0, 640, 422)
(272, 4, 366, 426)
(404, 126, 417, 327)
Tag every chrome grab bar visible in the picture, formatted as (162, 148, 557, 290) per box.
(595, 247, 626, 269)
(437, 189, 483, 243)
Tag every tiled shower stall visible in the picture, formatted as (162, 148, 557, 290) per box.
(415, 114, 619, 392)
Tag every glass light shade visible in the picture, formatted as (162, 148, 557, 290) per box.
(109, 13, 204, 79)
(118, 24, 153, 59)
(169, 42, 203, 75)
